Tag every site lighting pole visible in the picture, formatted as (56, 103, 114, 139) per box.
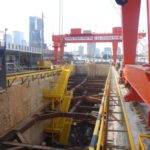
(4, 28, 8, 47)
(41, 12, 44, 60)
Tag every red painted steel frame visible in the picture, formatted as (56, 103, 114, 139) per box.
(52, 28, 145, 63)
(122, 0, 150, 124)
(112, 41, 118, 64)
(147, 0, 150, 69)
(122, 0, 141, 65)
(125, 87, 143, 102)
(53, 27, 122, 63)
(122, 1, 149, 97)
(123, 65, 150, 107)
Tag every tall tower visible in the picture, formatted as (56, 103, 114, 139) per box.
(6, 34, 12, 44)
(13, 31, 24, 45)
(29, 15, 44, 48)
(87, 43, 96, 57)
(78, 45, 84, 56)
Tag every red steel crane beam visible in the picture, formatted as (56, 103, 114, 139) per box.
(121, 0, 150, 125)
(122, 0, 141, 65)
(52, 27, 145, 64)
(53, 27, 122, 64)
(123, 65, 150, 125)
(123, 65, 150, 107)
(147, 0, 150, 69)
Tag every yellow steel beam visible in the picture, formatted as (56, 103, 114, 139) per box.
(138, 135, 145, 150)
(138, 134, 150, 150)
(43, 65, 74, 145)
(139, 134, 150, 138)
(96, 70, 111, 150)
(43, 66, 73, 101)
(89, 90, 104, 150)
(89, 68, 111, 150)
(90, 66, 136, 150)
(114, 67, 136, 150)
(6, 67, 63, 81)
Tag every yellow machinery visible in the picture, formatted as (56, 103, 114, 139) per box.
(43, 65, 73, 145)
(37, 59, 52, 69)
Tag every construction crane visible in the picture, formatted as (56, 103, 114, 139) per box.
(1, 0, 150, 149)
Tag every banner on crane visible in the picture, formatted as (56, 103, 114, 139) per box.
(65, 36, 122, 41)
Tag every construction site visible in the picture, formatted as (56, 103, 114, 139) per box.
(0, 0, 150, 150)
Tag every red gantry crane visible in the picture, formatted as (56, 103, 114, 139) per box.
(52, 0, 150, 126)
(121, 0, 150, 126)
(52, 27, 145, 64)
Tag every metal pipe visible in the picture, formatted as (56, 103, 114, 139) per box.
(18, 112, 96, 133)
(2, 141, 59, 150)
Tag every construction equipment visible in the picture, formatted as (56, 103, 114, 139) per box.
(43, 65, 73, 145)
(37, 59, 52, 69)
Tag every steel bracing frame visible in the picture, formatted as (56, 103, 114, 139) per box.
(6, 67, 63, 87)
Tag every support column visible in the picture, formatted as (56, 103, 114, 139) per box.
(54, 45, 58, 63)
(60, 46, 64, 63)
(122, 0, 141, 64)
(147, 0, 150, 69)
(0, 47, 6, 89)
(112, 42, 118, 64)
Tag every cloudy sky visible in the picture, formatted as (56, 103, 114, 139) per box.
(0, 0, 147, 50)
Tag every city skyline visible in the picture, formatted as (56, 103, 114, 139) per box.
(0, 0, 147, 44)
(0, 0, 147, 53)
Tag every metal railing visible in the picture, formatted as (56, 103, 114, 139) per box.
(114, 67, 136, 149)
(89, 66, 136, 150)
(89, 67, 111, 150)
(0, 42, 42, 54)
(6, 67, 63, 87)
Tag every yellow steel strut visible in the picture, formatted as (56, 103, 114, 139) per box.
(43, 65, 73, 145)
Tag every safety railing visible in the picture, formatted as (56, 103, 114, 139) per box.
(89, 66, 136, 150)
(89, 68, 111, 150)
(138, 134, 150, 150)
(0, 42, 42, 54)
(114, 67, 136, 149)
(6, 67, 63, 87)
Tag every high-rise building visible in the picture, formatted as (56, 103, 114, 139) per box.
(87, 43, 96, 57)
(103, 47, 112, 59)
(104, 47, 112, 55)
(6, 34, 12, 44)
(21, 40, 27, 46)
(95, 48, 100, 57)
(29, 15, 44, 48)
(13, 31, 24, 45)
(78, 45, 84, 56)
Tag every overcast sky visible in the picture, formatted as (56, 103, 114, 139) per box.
(0, 0, 147, 50)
